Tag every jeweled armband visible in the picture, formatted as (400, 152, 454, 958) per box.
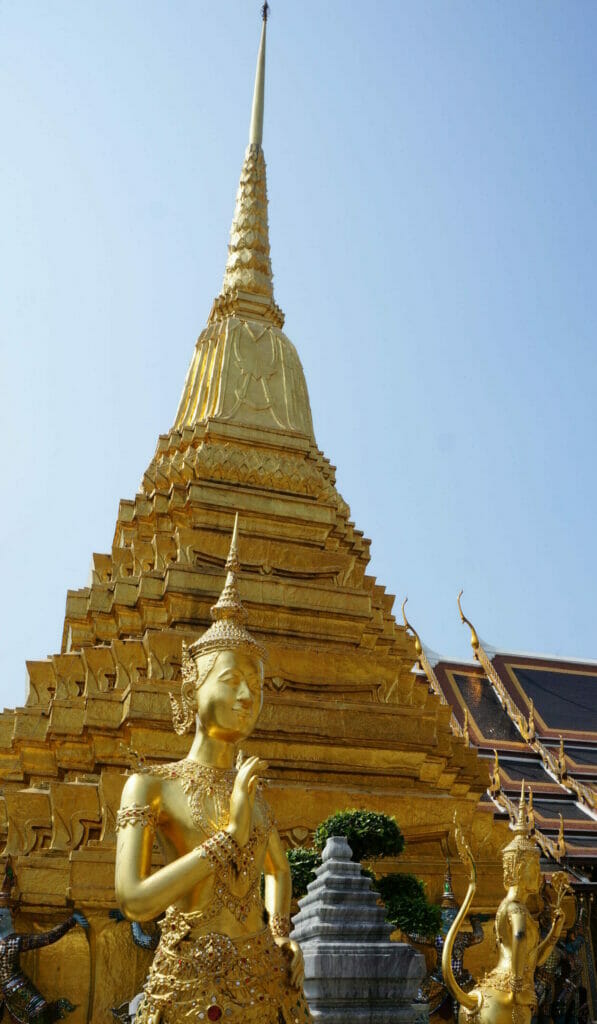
(198, 830, 241, 872)
(269, 913, 291, 938)
(115, 803, 159, 831)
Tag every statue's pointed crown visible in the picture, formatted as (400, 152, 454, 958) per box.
(189, 514, 266, 661)
(503, 782, 539, 876)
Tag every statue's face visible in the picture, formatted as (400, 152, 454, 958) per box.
(518, 855, 541, 894)
(0, 908, 13, 937)
(509, 856, 540, 897)
(196, 649, 263, 741)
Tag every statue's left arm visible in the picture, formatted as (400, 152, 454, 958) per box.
(16, 915, 77, 952)
(263, 826, 304, 989)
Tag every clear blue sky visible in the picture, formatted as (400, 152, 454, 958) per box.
(2, 1, 597, 709)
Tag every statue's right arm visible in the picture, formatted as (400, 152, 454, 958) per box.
(115, 773, 214, 923)
(536, 908, 565, 966)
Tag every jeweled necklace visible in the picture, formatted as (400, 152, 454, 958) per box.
(183, 759, 236, 836)
(153, 759, 236, 836)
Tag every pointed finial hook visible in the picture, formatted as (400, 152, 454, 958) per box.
(401, 597, 422, 656)
(457, 590, 480, 652)
(262, 1, 270, 20)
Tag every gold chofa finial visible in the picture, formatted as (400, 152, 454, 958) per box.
(527, 786, 535, 834)
(557, 814, 566, 858)
(489, 749, 500, 796)
(527, 698, 535, 740)
(401, 597, 423, 657)
(457, 590, 479, 652)
(557, 736, 566, 777)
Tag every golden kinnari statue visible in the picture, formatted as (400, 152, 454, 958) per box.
(442, 785, 568, 1024)
(115, 515, 312, 1024)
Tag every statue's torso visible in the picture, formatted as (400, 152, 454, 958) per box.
(460, 897, 540, 1024)
(147, 761, 272, 937)
(492, 896, 540, 989)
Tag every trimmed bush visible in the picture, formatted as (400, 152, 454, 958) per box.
(374, 872, 441, 937)
(313, 809, 404, 864)
(287, 847, 321, 900)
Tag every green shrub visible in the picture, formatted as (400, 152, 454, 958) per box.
(313, 809, 404, 864)
(374, 872, 441, 937)
(287, 847, 321, 900)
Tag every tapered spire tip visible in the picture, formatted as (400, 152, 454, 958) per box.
(249, 7, 268, 147)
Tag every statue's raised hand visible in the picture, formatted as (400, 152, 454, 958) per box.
(227, 755, 267, 847)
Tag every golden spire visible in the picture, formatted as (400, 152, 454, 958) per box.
(212, 3, 283, 325)
(249, 4, 268, 147)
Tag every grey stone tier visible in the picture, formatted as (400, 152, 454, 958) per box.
(291, 835, 428, 1024)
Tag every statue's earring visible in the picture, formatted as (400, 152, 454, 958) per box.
(169, 643, 196, 735)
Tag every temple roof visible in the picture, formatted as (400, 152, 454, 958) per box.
(407, 598, 597, 880)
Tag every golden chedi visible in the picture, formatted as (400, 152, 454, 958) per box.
(115, 517, 312, 1024)
(441, 785, 567, 1024)
(0, 7, 509, 1019)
